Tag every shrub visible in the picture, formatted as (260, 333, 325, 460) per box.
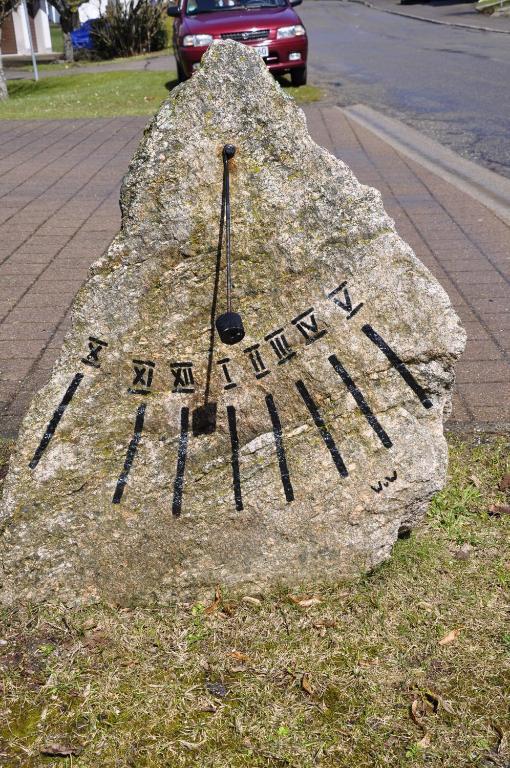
(91, 0, 168, 59)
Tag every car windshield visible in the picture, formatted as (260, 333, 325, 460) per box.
(186, 0, 286, 15)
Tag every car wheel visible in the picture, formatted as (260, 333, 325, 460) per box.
(290, 66, 307, 87)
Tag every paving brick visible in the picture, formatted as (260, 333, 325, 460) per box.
(462, 338, 506, 362)
(0, 274, 34, 287)
(449, 270, 508, 287)
(469, 298, 510, 315)
(460, 321, 497, 342)
(448, 393, 472, 423)
(31, 279, 84, 294)
(437, 258, 494, 273)
(457, 284, 509, 300)
(463, 382, 510, 407)
(41, 267, 90, 282)
(0, 339, 46, 359)
(0, 322, 56, 342)
(15, 293, 76, 310)
(7, 307, 67, 324)
(466, 407, 510, 425)
(0, 357, 36, 381)
(481, 314, 510, 331)
(455, 360, 510, 384)
(0, 263, 45, 277)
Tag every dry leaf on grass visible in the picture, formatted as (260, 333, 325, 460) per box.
(410, 699, 426, 728)
(441, 698, 455, 715)
(242, 596, 261, 606)
(41, 742, 83, 757)
(469, 474, 481, 488)
(488, 504, 510, 518)
(438, 628, 461, 645)
(205, 586, 222, 614)
(81, 618, 98, 632)
(289, 595, 322, 608)
(230, 650, 252, 664)
(492, 722, 508, 755)
(179, 739, 206, 750)
(82, 630, 109, 651)
(313, 619, 337, 628)
(313, 618, 337, 637)
(498, 474, 510, 492)
(300, 673, 313, 695)
(410, 698, 431, 747)
(417, 733, 431, 749)
(359, 658, 379, 668)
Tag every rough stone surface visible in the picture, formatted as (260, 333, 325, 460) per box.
(0, 41, 465, 607)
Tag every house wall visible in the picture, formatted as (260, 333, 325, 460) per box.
(1, 0, 52, 55)
(33, 0, 52, 50)
(11, 5, 32, 53)
(1, 12, 17, 54)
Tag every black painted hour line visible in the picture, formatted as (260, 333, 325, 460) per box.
(328, 355, 393, 449)
(265, 394, 294, 503)
(112, 403, 147, 504)
(29, 372, 84, 469)
(227, 405, 243, 511)
(295, 380, 348, 478)
(361, 324, 433, 409)
(172, 406, 190, 517)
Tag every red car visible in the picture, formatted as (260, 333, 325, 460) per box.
(168, 0, 308, 86)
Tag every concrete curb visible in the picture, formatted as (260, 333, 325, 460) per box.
(342, 104, 510, 227)
(347, 0, 510, 35)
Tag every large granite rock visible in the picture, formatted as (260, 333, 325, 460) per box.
(0, 41, 465, 607)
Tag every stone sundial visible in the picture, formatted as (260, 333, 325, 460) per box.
(0, 41, 465, 607)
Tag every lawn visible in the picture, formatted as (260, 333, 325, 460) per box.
(0, 70, 323, 120)
(0, 71, 178, 119)
(49, 23, 63, 53)
(0, 434, 509, 767)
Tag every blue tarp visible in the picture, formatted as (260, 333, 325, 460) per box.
(71, 20, 95, 50)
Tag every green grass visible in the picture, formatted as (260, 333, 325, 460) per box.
(280, 80, 323, 103)
(0, 434, 509, 766)
(1, 71, 177, 119)
(0, 69, 322, 119)
(49, 22, 63, 53)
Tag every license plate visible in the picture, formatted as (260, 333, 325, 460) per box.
(255, 45, 269, 58)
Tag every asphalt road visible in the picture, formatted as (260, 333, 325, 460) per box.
(299, 0, 510, 178)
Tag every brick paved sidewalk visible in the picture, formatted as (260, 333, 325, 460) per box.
(0, 109, 509, 436)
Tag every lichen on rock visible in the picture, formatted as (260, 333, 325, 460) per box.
(0, 41, 465, 607)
